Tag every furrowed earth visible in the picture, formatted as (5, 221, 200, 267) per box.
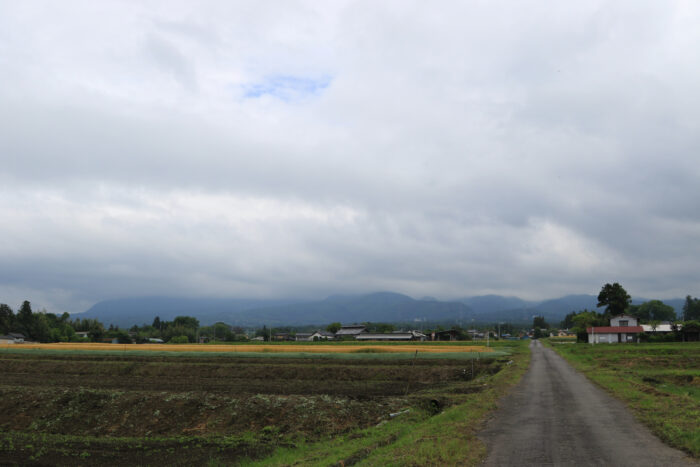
(0, 344, 508, 465)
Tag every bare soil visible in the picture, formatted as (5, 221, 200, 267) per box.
(0, 351, 495, 465)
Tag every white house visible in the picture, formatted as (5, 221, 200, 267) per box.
(587, 315, 643, 343)
(296, 330, 337, 341)
(0, 333, 25, 344)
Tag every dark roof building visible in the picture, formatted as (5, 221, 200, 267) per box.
(335, 325, 368, 336)
(355, 330, 426, 341)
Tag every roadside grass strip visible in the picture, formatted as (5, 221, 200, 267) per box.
(548, 341, 700, 458)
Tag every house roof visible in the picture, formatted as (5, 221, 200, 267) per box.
(8, 333, 25, 338)
(587, 326, 644, 333)
(356, 333, 414, 340)
(336, 326, 367, 335)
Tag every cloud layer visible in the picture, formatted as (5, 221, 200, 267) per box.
(1, 1, 699, 313)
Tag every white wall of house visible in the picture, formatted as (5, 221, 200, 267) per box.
(588, 332, 638, 344)
(589, 333, 615, 344)
(610, 315, 638, 327)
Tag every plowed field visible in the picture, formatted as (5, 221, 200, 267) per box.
(0, 348, 505, 465)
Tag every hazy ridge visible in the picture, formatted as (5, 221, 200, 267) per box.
(76, 293, 688, 328)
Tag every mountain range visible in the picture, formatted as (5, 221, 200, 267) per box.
(75, 292, 688, 328)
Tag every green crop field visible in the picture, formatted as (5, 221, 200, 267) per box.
(548, 341, 700, 457)
(0, 341, 529, 465)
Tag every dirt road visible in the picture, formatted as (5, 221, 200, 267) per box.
(480, 340, 695, 466)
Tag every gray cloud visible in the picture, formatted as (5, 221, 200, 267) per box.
(1, 1, 699, 313)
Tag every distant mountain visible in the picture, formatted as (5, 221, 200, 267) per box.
(532, 294, 603, 316)
(76, 297, 303, 328)
(457, 294, 604, 324)
(75, 293, 474, 327)
(76, 292, 689, 328)
(456, 295, 537, 314)
(227, 292, 474, 326)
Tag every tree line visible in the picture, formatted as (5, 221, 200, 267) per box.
(0, 301, 210, 344)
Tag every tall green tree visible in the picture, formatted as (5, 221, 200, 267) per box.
(173, 316, 199, 329)
(533, 316, 548, 329)
(597, 283, 631, 316)
(629, 300, 676, 322)
(16, 300, 34, 336)
(683, 296, 700, 321)
(0, 304, 14, 334)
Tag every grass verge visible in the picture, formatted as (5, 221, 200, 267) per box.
(546, 340, 700, 458)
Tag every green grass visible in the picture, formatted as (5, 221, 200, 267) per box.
(245, 341, 531, 466)
(547, 340, 700, 457)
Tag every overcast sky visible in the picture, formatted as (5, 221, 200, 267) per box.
(1, 1, 699, 313)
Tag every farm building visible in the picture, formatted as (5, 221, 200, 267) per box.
(295, 330, 337, 341)
(587, 315, 643, 343)
(682, 322, 700, 341)
(432, 329, 459, 341)
(273, 333, 293, 341)
(640, 323, 675, 334)
(355, 330, 427, 341)
(310, 330, 335, 340)
(335, 325, 368, 337)
(294, 331, 337, 341)
(0, 333, 25, 344)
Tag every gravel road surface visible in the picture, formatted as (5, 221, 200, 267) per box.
(479, 340, 695, 466)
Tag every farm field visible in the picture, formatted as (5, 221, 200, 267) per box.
(8, 342, 489, 354)
(0, 341, 528, 465)
(548, 341, 700, 458)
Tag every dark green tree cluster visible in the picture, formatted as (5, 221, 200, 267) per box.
(627, 300, 676, 322)
(199, 322, 247, 342)
(0, 301, 77, 342)
(597, 283, 631, 315)
(683, 296, 700, 321)
(532, 316, 549, 339)
(127, 316, 201, 343)
(72, 318, 106, 340)
(566, 310, 608, 342)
